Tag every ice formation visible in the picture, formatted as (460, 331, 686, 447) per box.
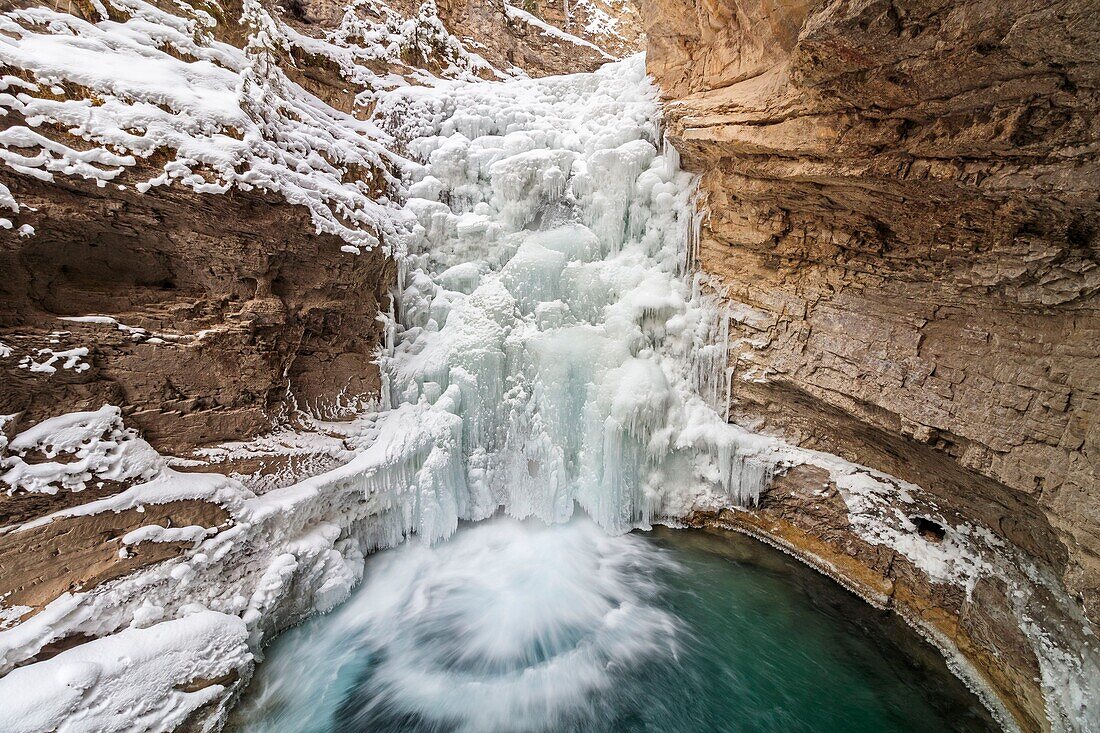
(0, 52, 786, 731)
(360, 56, 789, 541)
(1, 25, 1097, 733)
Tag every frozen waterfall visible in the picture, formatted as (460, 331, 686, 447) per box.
(362, 54, 775, 545)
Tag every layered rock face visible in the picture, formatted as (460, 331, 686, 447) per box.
(430, 0, 643, 74)
(280, 0, 642, 76)
(644, 0, 1098, 728)
(0, 175, 395, 452)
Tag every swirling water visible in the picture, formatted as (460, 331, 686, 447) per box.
(230, 517, 997, 733)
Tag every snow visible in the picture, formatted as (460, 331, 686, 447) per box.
(0, 611, 251, 733)
(574, 0, 624, 39)
(0, 181, 17, 212)
(192, 415, 380, 493)
(0, 606, 31, 631)
(286, 0, 515, 90)
(502, 3, 615, 60)
(827, 464, 993, 596)
(0, 0, 412, 253)
(60, 316, 146, 337)
(58, 314, 231, 347)
(122, 524, 213, 547)
(2, 405, 163, 495)
(17, 346, 91, 374)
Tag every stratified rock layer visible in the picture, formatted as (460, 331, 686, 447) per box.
(644, 0, 1099, 728)
(0, 174, 395, 451)
(644, 0, 1098, 613)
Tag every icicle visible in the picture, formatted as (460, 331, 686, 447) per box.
(723, 366, 735, 421)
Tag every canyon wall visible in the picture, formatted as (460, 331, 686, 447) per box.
(2, 0, 1096, 727)
(644, 0, 1098, 728)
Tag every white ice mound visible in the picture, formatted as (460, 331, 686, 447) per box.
(1, 406, 162, 495)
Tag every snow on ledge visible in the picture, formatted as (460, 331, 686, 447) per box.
(502, 3, 616, 61)
(1, 406, 163, 496)
(0, 611, 251, 733)
(0, 0, 410, 254)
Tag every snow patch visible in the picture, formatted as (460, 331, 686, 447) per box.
(502, 3, 615, 60)
(1, 405, 162, 496)
(0, 612, 251, 733)
(17, 347, 90, 375)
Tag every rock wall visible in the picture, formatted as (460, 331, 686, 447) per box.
(0, 173, 396, 452)
(643, 0, 1099, 728)
(282, 0, 642, 76)
(644, 0, 1098, 616)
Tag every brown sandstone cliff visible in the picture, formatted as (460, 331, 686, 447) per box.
(645, 0, 1098, 616)
(644, 0, 1098, 728)
(0, 173, 396, 452)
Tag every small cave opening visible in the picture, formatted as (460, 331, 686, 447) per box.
(911, 516, 947, 543)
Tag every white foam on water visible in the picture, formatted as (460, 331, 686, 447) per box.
(233, 517, 680, 733)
